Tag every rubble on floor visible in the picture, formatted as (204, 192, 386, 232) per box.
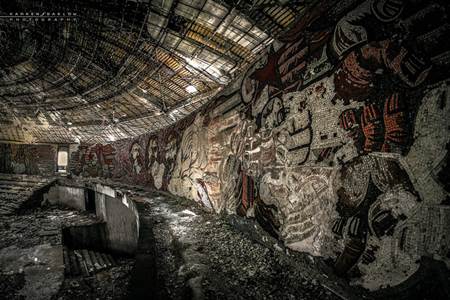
(0, 203, 133, 300)
(0, 243, 64, 300)
(0, 272, 25, 300)
(57, 178, 371, 299)
(4, 176, 437, 299)
(130, 192, 364, 300)
(0, 206, 101, 250)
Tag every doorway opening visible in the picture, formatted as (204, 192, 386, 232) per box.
(85, 189, 96, 213)
(57, 146, 69, 173)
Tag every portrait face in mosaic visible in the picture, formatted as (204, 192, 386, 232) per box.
(165, 137, 178, 174)
(147, 137, 158, 168)
(130, 142, 142, 175)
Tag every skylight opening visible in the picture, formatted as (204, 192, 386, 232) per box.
(107, 134, 117, 142)
(186, 85, 198, 94)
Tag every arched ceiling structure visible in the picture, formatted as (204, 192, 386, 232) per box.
(0, 0, 313, 143)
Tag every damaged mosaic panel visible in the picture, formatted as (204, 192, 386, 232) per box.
(64, 0, 450, 293)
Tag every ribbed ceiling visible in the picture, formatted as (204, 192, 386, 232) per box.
(0, 0, 312, 144)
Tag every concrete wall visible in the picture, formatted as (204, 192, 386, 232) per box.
(48, 182, 139, 255)
(70, 0, 450, 292)
(102, 194, 138, 254)
(45, 185, 86, 211)
(91, 183, 139, 254)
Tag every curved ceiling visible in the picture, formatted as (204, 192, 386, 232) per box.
(0, 0, 311, 144)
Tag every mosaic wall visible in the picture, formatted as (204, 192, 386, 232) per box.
(0, 143, 57, 175)
(72, 0, 450, 293)
(72, 143, 116, 178)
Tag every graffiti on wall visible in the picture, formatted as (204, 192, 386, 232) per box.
(146, 136, 161, 187)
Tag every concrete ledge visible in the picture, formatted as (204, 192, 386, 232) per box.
(48, 180, 140, 255)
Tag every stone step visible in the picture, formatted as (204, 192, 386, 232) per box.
(0, 188, 23, 195)
(64, 248, 117, 277)
(38, 230, 61, 236)
(0, 195, 27, 202)
(82, 249, 95, 274)
(0, 201, 21, 209)
(0, 184, 30, 191)
(0, 179, 40, 186)
(92, 251, 107, 269)
(0, 207, 14, 215)
(103, 252, 116, 266)
(73, 250, 90, 276)
(0, 173, 50, 183)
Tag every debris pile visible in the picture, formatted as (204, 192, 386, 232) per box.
(0, 206, 101, 250)
(134, 193, 360, 300)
